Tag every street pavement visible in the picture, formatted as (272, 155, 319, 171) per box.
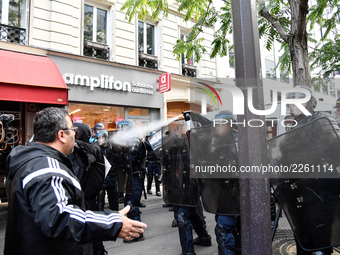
(1, 184, 339, 255)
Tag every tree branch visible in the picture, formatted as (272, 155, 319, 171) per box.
(258, 7, 290, 44)
(186, 0, 213, 42)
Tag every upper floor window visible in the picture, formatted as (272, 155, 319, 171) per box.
(0, 0, 27, 45)
(181, 33, 197, 78)
(265, 55, 276, 79)
(83, 3, 109, 60)
(138, 21, 158, 69)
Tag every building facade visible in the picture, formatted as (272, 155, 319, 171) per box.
(0, 0, 221, 138)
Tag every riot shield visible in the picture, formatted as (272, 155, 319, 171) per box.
(147, 129, 162, 160)
(111, 143, 134, 194)
(162, 119, 199, 207)
(268, 117, 340, 180)
(268, 117, 340, 251)
(190, 123, 240, 215)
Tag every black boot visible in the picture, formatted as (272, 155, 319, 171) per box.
(193, 235, 212, 246)
(147, 175, 153, 195)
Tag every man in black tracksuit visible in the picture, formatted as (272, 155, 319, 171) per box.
(5, 107, 146, 255)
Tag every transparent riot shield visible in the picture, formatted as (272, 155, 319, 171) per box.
(162, 119, 199, 207)
(268, 117, 340, 251)
(148, 129, 162, 160)
(190, 123, 240, 215)
(111, 143, 134, 194)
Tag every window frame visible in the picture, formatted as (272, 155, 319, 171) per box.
(137, 19, 159, 69)
(179, 29, 198, 77)
(0, 0, 27, 28)
(180, 33, 194, 65)
(138, 20, 156, 56)
(0, 0, 28, 45)
(83, 1, 113, 60)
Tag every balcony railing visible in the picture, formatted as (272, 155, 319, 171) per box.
(182, 63, 197, 78)
(139, 52, 158, 70)
(84, 41, 110, 60)
(0, 24, 26, 45)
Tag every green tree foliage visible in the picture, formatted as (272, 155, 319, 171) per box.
(311, 34, 340, 78)
(121, 0, 340, 81)
(121, 0, 233, 62)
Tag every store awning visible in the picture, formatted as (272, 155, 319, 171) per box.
(0, 50, 68, 105)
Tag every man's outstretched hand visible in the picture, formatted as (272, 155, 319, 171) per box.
(118, 205, 147, 241)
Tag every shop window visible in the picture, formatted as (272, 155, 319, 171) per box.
(0, 0, 27, 45)
(127, 107, 150, 127)
(83, 3, 110, 60)
(127, 107, 149, 116)
(69, 103, 124, 132)
(130, 119, 149, 127)
(181, 33, 197, 78)
(138, 21, 158, 69)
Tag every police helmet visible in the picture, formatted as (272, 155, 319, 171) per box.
(334, 97, 340, 108)
(214, 110, 237, 131)
(146, 131, 156, 140)
(96, 130, 109, 146)
(215, 110, 235, 121)
(117, 119, 135, 130)
(287, 85, 316, 117)
(94, 123, 105, 134)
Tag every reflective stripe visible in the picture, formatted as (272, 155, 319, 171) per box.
(51, 175, 121, 224)
(66, 207, 122, 224)
(22, 156, 122, 225)
(51, 176, 68, 213)
(22, 157, 81, 190)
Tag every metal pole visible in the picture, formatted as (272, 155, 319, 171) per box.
(230, 0, 272, 254)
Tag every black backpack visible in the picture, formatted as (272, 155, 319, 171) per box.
(70, 140, 106, 201)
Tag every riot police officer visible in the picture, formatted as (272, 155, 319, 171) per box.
(283, 85, 339, 255)
(89, 122, 105, 143)
(162, 114, 212, 255)
(96, 130, 119, 211)
(117, 119, 146, 243)
(145, 132, 162, 196)
(213, 111, 241, 255)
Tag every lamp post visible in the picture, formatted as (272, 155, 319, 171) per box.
(231, 0, 272, 254)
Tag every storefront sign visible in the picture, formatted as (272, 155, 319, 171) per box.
(63, 73, 154, 95)
(159, 73, 171, 93)
(0, 111, 21, 120)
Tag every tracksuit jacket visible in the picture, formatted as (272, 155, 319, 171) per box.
(5, 142, 122, 255)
